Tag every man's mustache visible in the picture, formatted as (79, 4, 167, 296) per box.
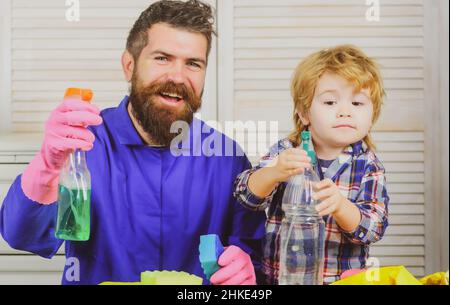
(140, 81, 196, 104)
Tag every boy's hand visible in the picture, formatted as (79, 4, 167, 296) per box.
(313, 178, 347, 216)
(267, 148, 312, 183)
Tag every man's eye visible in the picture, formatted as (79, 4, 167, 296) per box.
(155, 56, 168, 62)
(188, 62, 201, 69)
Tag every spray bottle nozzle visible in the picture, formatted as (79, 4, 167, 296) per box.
(301, 130, 311, 141)
(301, 131, 317, 166)
(64, 88, 93, 103)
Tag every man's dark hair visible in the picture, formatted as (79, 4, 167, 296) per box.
(126, 0, 216, 63)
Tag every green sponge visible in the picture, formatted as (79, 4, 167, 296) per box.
(199, 234, 225, 280)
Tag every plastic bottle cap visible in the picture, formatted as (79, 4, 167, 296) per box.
(301, 130, 317, 166)
(301, 131, 311, 141)
(64, 88, 93, 103)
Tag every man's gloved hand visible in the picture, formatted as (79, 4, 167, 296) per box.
(21, 98, 103, 204)
(209, 245, 256, 285)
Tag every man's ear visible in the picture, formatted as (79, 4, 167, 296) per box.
(121, 50, 135, 83)
(296, 109, 310, 126)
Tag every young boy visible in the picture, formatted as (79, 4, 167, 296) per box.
(234, 45, 389, 285)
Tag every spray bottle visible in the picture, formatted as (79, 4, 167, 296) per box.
(278, 130, 325, 285)
(55, 88, 93, 241)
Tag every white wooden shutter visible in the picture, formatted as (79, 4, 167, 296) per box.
(230, 0, 427, 277)
(9, 0, 217, 133)
(0, 134, 64, 284)
(371, 132, 425, 277)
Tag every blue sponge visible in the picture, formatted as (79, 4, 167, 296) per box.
(199, 234, 225, 280)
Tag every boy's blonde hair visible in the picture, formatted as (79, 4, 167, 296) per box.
(288, 44, 385, 151)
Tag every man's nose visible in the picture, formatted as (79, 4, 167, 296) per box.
(166, 61, 187, 84)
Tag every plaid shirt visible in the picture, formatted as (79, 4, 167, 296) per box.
(233, 138, 389, 284)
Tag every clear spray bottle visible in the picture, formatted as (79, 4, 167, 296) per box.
(278, 130, 325, 285)
(55, 88, 93, 241)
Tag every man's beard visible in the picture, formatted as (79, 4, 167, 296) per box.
(128, 73, 202, 147)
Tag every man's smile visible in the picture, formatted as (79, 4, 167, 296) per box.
(158, 92, 185, 107)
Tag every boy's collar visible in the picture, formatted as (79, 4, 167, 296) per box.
(341, 140, 366, 155)
(337, 140, 366, 164)
(316, 140, 365, 180)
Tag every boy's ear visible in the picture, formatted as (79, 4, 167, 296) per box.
(121, 50, 135, 83)
(296, 109, 310, 126)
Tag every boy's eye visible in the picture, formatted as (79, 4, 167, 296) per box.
(353, 101, 364, 106)
(324, 101, 336, 105)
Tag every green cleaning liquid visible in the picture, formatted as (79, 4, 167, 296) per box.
(55, 185, 91, 241)
(55, 184, 91, 241)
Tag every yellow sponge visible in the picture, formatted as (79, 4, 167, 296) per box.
(141, 271, 203, 285)
(99, 282, 141, 285)
(99, 270, 203, 285)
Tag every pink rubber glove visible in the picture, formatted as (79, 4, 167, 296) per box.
(21, 98, 103, 204)
(209, 245, 256, 285)
(341, 268, 366, 279)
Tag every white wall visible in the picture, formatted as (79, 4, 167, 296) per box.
(4, 0, 217, 133)
(438, 0, 449, 272)
(440, 1, 449, 270)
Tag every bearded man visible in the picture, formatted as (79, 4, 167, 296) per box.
(0, 0, 265, 285)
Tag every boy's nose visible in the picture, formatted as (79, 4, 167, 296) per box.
(337, 102, 352, 118)
(338, 112, 352, 118)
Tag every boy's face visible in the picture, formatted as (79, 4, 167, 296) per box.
(299, 71, 374, 151)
